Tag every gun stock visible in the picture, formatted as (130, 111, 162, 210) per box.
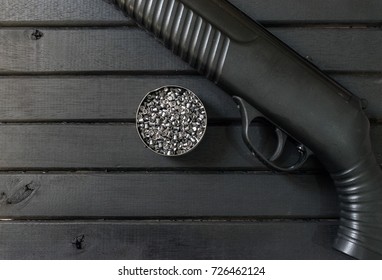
(113, 0, 382, 259)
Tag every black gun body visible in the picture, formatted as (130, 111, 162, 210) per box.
(114, 0, 382, 259)
(223, 33, 367, 169)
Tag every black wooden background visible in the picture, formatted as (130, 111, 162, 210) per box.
(0, 0, 381, 259)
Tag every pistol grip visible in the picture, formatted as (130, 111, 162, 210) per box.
(332, 155, 382, 259)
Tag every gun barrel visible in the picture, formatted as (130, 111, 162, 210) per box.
(114, 0, 382, 259)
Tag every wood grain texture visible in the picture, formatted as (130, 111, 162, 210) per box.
(1, 0, 381, 26)
(0, 74, 380, 122)
(0, 124, 272, 170)
(0, 0, 131, 26)
(0, 28, 189, 73)
(0, 28, 381, 73)
(0, 76, 236, 121)
(0, 221, 351, 259)
(0, 124, 380, 170)
(0, 173, 338, 218)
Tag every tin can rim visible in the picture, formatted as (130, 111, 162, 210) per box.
(135, 85, 208, 157)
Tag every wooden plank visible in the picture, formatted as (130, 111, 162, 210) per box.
(0, 173, 338, 218)
(1, 0, 381, 26)
(0, 74, 380, 122)
(0, 124, 380, 170)
(0, 220, 351, 259)
(0, 0, 132, 26)
(0, 28, 190, 73)
(0, 124, 271, 170)
(0, 28, 381, 73)
(0, 76, 236, 121)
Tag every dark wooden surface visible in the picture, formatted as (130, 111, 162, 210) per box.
(0, 221, 348, 260)
(0, 0, 380, 260)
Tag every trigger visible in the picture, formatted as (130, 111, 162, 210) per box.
(233, 95, 269, 163)
(232, 95, 266, 155)
(270, 128, 288, 161)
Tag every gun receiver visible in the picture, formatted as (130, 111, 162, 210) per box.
(113, 0, 382, 259)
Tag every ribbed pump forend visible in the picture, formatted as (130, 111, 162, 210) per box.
(115, 0, 230, 83)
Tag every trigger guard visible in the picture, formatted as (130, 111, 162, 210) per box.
(232, 96, 312, 172)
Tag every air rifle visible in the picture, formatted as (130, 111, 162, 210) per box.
(112, 0, 382, 259)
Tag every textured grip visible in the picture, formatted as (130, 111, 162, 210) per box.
(115, 0, 230, 82)
(332, 155, 382, 259)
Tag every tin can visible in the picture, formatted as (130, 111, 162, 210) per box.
(136, 85, 207, 156)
